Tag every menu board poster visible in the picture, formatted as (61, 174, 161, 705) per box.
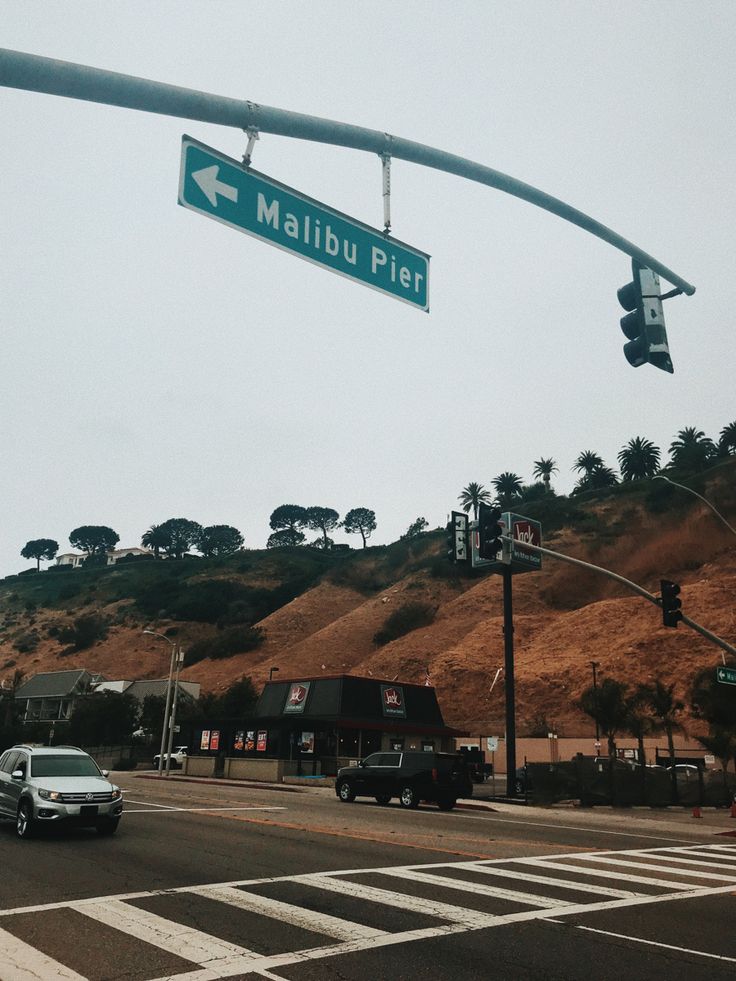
(245, 730, 255, 752)
(300, 731, 315, 754)
(234, 731, 244, 751)
(210, 730, 220, 752)
(256, 730, 267, 752)
(200, 730, 211, 751)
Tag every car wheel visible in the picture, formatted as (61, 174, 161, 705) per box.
(375, 795, 391, 805)
(96, 818, 120, 836)
(337, 780, 356, 802)
(399, 785, 420, 809)
(16, 801, 35, 839)
(437, 797, 456, 811)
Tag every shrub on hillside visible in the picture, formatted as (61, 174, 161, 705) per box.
(12, 630, 39, 654)
(373, 601, 436, 646)
(58, 614, 108, 651)
(183, 626, 265, 666)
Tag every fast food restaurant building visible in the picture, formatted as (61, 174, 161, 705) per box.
(186, 674, 462, 781)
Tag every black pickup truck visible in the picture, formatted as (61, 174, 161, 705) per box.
(335, 751, 473, 811)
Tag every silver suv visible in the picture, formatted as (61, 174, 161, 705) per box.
(0, 745, 124, 838)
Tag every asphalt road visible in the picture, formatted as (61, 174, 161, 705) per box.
(1, 774, 735, 980)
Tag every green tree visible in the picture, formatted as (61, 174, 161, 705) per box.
(402, 516, 429, 539)
(304, 507, 340, 549)
(141, 524, 169, 558)
(578, 678, 630, 757)
(638, 679, 685, 766)
(618, 437, 661, 481)
(20, 538, 59, 570)
(532, 458, 558, 491)
(68, 691, 139, 746)
(267, 505, 307, 548)
(69, 525, 119, 556)
(573, 450, 603, 478)
(342, 508, 377, 548)
(719, 420, 736, 456)
(668, 427, 717, 474)
(198, 524, 244, 557)
(158, 518, 203, 559)
(458, 481, 492, 520)
(492, 472, 522, 507)
(200, 677, 258, 718)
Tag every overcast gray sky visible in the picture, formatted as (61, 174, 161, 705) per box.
(1, 1, 733, 576)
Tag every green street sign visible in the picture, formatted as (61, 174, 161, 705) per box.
(716, 666, 736, 686)
(178, 136, 429, 310)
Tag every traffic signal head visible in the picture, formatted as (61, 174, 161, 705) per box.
(447, 511, 469, 563)
(618, 260, 674, 373)
(660, 579, 682, 628)
(478, 503, 504, 560)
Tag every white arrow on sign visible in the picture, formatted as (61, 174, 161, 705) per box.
(192, 165, 239, 207)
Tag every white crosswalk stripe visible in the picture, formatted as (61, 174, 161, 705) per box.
(0, 843, 734, 981)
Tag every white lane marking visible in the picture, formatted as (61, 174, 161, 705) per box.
(556, 922, 736, 964)
(123, 798, 179, 809)
(522, 859, 697, 890)
(378, 868, 568, 908)
(123, 805, 286, 813)
(75, 898, 258, 970)
(294, 873, 498, 927)
(456, 861, 642, 898)
(193, 884, 384, 942)
(0, 925, 87, 981)
(566, 853, 736, 882)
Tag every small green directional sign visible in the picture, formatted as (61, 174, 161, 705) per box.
(178, 135, 429, 310)
(716, 665, 736, 686)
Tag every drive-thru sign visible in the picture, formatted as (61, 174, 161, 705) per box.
(179, 136, 429, 310)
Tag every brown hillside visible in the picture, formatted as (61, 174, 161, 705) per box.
(2, 464, 735, 736)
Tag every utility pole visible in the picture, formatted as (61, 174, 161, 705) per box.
(590, 661, 601, 755)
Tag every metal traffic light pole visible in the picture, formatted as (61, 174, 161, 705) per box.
(0, 48, 695, 297)
(502, 565, 517, 798)
(501, 537, 736, 660)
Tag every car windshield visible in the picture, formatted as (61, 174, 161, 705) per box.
(30, 755, 101, 778)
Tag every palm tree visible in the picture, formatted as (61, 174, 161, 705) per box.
(579, 678, 629, 757)
(573, 451, 603, 478)
(492, 472, 522, 507)
(668, 427, 717, 474)
(719, 420, 736, 456)
(458, 481, 492, 520)
(618, 437, 661, 481)
(141, 524, 169, 559)
(532, 457, 558, 491)
(573, 464, 618, 494)
(638, 679, 685, 766)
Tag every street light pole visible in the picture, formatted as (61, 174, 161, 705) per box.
(164, 646, 185, 776)
(590, 661, 601, 754)
(143, 629, 177, 776)
(653, 474, 736, 538)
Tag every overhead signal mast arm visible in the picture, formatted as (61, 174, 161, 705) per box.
(0, 48, 695, 296)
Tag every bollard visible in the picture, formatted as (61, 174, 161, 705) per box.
(731, 800, 736, 819)
(692, 806, 702, 819)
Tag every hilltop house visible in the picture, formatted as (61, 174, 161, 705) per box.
(55, 547, 154, 568)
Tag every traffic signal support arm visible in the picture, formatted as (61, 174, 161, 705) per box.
(0, 47, 695, 296)
(499, 535, 736, 660)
